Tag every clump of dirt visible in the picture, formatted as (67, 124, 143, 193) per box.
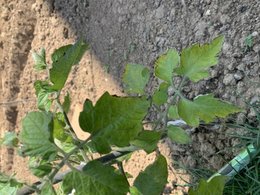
(0, 0, 259, 194)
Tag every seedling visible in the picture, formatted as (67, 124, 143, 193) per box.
(0, 37, 241, 195)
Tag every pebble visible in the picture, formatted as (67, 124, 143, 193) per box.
(234, 71, 244, 81)
(155, 6, 165, 19)
(223, 73, 235, 85)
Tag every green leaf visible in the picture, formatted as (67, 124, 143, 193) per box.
(62, 161, 129, 195)
(134, 155, 168, 195)
(123, 64, 150, 95)
(41, 181, 57, 195)
(52, 44, 87, 65)
(175, 36, 224, 82)
(0, 183, 18, 195)
(130, 131, 161, 153)
(79, 92, 149, 153)
(168, 105, 179, 119)
(0, 132, 18, 147)
(155, 49, 180, 84)
(130, 186, 143, 195)
(152, 82, 169, 106)
(177, 94, 242, 127)
(167, 125, 191, 144)
(0, 173, 22, 195)
(32, 48, 47, 71)
(50, 39, 89, 90)
(29, 157, 52, 178)
(34, 80, 54, 111)
(20, 112, 57, 158)
(188, 176, 226, 195)
(51, 45, 72, 63)
(62, 93, 71, 113)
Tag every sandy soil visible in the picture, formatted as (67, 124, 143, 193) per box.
(0, 0, 259, 194)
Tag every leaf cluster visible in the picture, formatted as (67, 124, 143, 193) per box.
(0, 36, 242, 195)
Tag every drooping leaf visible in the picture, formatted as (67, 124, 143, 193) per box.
(41, 181, 57, 195)
(130, 130, 161, 153)
(62, 93, 71, 113)
(32, 48, 47, 70)
(20, 112, 57, 158)
(50, 39, 89, 90)
(134, 155, 168, 195)
(177, 94, 242, 127)
(29, 157, 52, 178)
(168, 105, 179, 119)
(188, 176, 226, 195)
(167, 125, 191, 144)
(155, 49, 180, 84)
(0, 132, 18, 147)
(123, 64, 150, 95)
(152, 82, 169, 106)
(62, 161, 129, 195)
(175, 36, 224, 82)
(79, 92, 149, 153)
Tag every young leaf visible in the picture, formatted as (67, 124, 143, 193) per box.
(62, 161, 129, 195)
(168, 105, 179, 119)
(50, 39, 88, 90)
(175, 36, 224, 82)
(20, 112, 57, 158)
(188, 176, 226, 195)
(0, 183, 18, 195)
(177, 94, 242, 127)
(130, 186, 143, 195)
(130, 130, 161, 153)
(62, 93, 71, 113)
(79, 92, 149, 153)
(0, 132, 18, 147)
(152, 82, 169, 106)
(123, 64, 150, 95)
(40, 181, 57, 195)
(32, 48, 47, 70)
(34, 80, 54, 111)
(155, 49, 180, 84)
(29, 157, 52, 178)
(0, 173, 22, 195)
(133, 155, 168, 195)
(167, 125, 191, 144)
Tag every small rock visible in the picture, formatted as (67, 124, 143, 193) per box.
(155, 6, 165, 19)
(1, 7, 9, 20)
(222, 42, 231, 54)
(205, 10, 211, 16)
(237, 63, 245, 71)
(223, 73, 235, 85)
(234, 71, 244, 81)
(236, 113, 246, 124)
(248, 108, 256, 117)
(250, 95, 259, 104)
(210, 155, 225, 169)
(237, 81, 246, 94)
(253, 44, 260, 53)
(252, 31, 258, 37)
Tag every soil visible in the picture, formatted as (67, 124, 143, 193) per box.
(0, 0, 259, 194)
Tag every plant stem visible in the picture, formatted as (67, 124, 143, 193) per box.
(55, 98, 90, 163)
(117, 162, 130, 186)
(161, 77, 187, 130)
